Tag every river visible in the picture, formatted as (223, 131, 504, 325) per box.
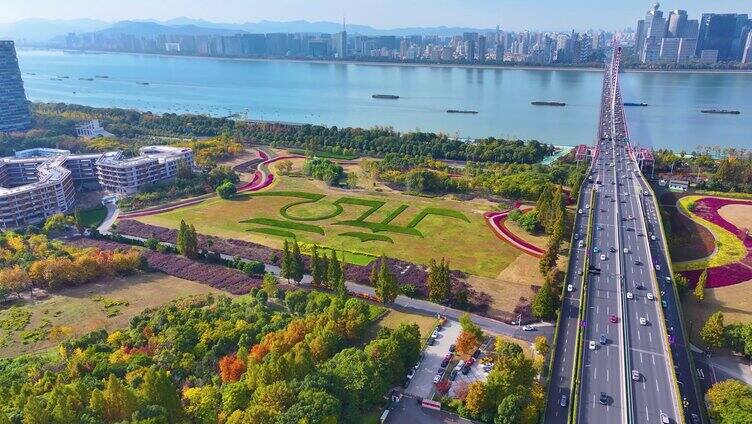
(16, 49, 752, 151)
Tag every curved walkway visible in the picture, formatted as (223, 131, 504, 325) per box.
(483, 205, 546, 258)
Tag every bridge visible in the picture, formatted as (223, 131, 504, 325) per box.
(544, 47, 704, 424)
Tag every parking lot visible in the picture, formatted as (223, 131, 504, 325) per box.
(405, 318, 461, 398)
(448, 356, 488, 398)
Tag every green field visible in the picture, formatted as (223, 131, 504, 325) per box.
(136, 173, 519, 277)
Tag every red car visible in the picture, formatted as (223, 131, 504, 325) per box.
(466, 357, 475, 367)
(608, 314, 618, 323)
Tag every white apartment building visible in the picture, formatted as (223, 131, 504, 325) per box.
(0, 146, 192, 228)
(95, 146, 193, 195)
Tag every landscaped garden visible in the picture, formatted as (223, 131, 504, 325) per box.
(134, 158, 522, 279)
(673, 196, 752, 288)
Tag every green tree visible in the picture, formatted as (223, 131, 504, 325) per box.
(695, 269, 707, 302)
(22, 396, 50, 424)
(328, 250, 346, 297)
(140, 367, 183, 419)
(459, 312, 484, 340)
(176, 220, 198, 259)
(290, 241, 304, 283)
(311, 245, 324, 287)
(369, 261, 379, 287)
(427, 258, 451, 303)
(261, 273, 278, 298)
(701, 311, 726, 349)
(532, 282, 556, 320)
(675, 273, 690, 296)
(215, 180, 237, 199)
(96, 374, 137, 423)
(375, 256, 399, 303)
(495, 394, 525, 424)
(42, 213, 73, 235)
(706, 379, 752, 424)
(281, 239, 292, 282)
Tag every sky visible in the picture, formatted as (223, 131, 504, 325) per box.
(2, 0, 751, 30)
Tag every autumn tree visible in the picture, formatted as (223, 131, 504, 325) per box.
(90, 374, 137, 423)
(0, 265, 32, 299)
(219, 354, 247, 382)
(463, 381, 490, 418)
(277, 159, 293, 175)
(706, 379, 752, 423)
(456, 331, 481, 356)
(695, 269, 707, 302)
(533, 336, 549, 357)
(701, 311, 725, 349)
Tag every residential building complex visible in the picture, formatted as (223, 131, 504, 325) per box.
(0, 40, 32, 132)
(0, 146, 192, 229)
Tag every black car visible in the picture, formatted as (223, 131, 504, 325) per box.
(441, 358, 450, 367)
(472, 349, 482, 359)
(599, 392, 609, 405)
(448, 344, 456, 353)
(461, 364, 471, 375)
(634, 260, 642, 265)
(449, 369, 458, 381)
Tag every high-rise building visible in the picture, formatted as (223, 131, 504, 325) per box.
(666, 10, 688, 38)
(0, 40, 31, 132)
(333, 18, 347, 59)
(659, 38, 681, 62)
(743, 31, 752, 64)
(640, 3, 666, 63)
(477, 35, 487, 62)
(696, 13, 740, 60)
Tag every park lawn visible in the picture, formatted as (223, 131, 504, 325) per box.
(0, 273, 226, 358)
(718, 204, 752, 234)
(374, 308, 438, 340)
(76, 204, 107, 228)
(682, 279, 752, 347)
(135, 169, 521, 278)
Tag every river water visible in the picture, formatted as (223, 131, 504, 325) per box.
(17, 49, 752, 151)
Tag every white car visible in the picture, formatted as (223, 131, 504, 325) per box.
(647, 292, 654, 300)
(639, 317, 647, 326)
(655, 264, 661, 271)
(578, 209, 583, 215)
(632, 370, 640, 381)
(523, 325, 535, 331)
(650, 235, 657, 241)
(567, 284, 574, 292)
(407, 369, 415, 379)
(626, 291, 633, 299)
(433, 375, 441, 384)
(589, 340, 596, 350)
(623, 248, 629, 254)
(600, 254, 606, 261)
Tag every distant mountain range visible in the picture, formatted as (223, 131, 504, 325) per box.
(0, 17, 497, 43)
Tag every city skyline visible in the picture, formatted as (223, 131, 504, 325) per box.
(2, 0, 751, 31)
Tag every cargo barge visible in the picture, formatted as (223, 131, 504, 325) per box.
(372, 94, 399, 99)
(531, 101, 566, 106)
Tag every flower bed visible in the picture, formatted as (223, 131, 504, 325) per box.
(68, 238, 263, 295)
(674, 196, 752, 288)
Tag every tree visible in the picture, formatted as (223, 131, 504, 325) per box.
(533, 336, 549, 357)
(22, 396, 50, 424)
(369, 261, 379, 287)
(311, 245, 324, 287)
(328, 250, 346, 297)
(374, 256, 399, 303)
(139, 367, 183, 419)
(464, 381, 490, 418)
(93, 374, 137, 423)
(538, 245, 558, 276)
(42, 213, 73, 235)
(176, 220, 198, 259)
(701, 311, 725, 349)
(456, 331, 480, 356)
(706, 379, 752, 423)
(674, 273, 689, 296)
(495, 394, 525, 424)
(346, 172, 359, 189)
(261, 273, 279, 299)
(695, 269, 707, 302)
(281, 239, 292, 282)
(216, 180, 237, 199)
(459, 313, 483, 340)
(219, 354, 247, 383)
(532, 282, 556, 320)
(427, 258, 451, 303)
(0, 265, 32, 299)
(290, 241, 304, 283)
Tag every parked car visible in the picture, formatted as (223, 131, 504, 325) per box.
(466, 357, 475, 367)
(449, 369, 458, 381)
(472, 349, 482, 359)
(406, 369, 415, 380)
(433, 375, 441, 384)
(441, 354, 451, 368)
(427, 336, 436, 346)
(523, 325, 535, 331)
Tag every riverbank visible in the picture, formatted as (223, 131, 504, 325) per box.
(27, 47, 752, 74)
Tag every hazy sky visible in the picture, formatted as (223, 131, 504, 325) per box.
(2, 0, 750, 30)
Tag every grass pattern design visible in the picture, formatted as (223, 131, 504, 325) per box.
(246, 227, 297, 238)
(239, 218, 326, 235)
(333, 220, 424, 237)
(380, 204, 409, 224)
(338, 232, 395, 243)
(406, 207, 470, 228)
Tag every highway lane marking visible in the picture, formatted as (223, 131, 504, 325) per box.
(655, 379, 660, 393)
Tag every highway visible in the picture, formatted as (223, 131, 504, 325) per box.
(564, 47, 699, 424)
